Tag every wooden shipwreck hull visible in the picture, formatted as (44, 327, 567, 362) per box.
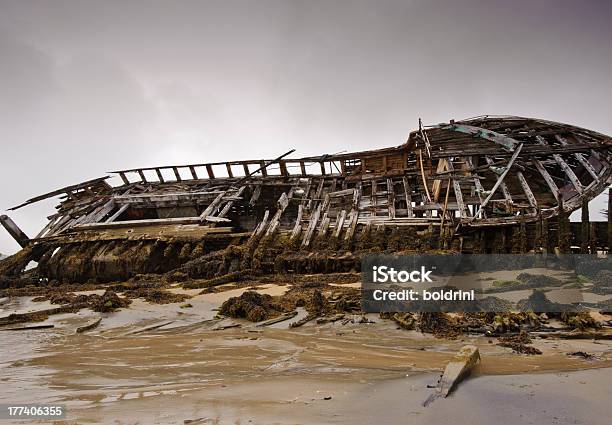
(2, 116, 611, 282)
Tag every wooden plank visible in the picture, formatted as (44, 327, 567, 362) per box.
(206, 164, 215, 179)
(485, 156, 512, 203)
(387, 178, 396, 219)
(105, 203, 130, 223)
(300, 161, 306, 176)
(216, 186, 246, 219)
(199, 192, 225, 220)
(536, 135, 582, 193)
(0, 215, 30, 247)
(290, 205, 304, 240)
(446, 160, 468, 219)
(402, 177, 414, 218)
(318, 212, 330, 236)
(189, 166, 199, 180)
(155, 168, 165, 183)
(370, 180, 377, 217)
(554, 135, 599, 181)
(249, 184, 262, 206)
(10, 176, 111, 211)
(119, 172, 130, 185)
(334, 209, 347, 238)
(553, 153, 584, 193)
(473, 143, 524, 220)
(418, 149, 432, 202)
(532, 158, 559, 201)
(302, 204, 322, 246)
(225, 163, 234, 178)
(253, 210, 270, 236)
(424, 345, 480, 406)
(137, 170, 147, 183)
(517, 171, 537, 208)
(172, 167, 182, 181)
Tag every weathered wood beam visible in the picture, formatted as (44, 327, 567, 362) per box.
(402, 177, 414, 218)
(155, 168, 165, 183)
(555, 135, 599, 181)
(532, 158, 559, 201)
(334, 209, 347, 238)
(446, 160, 468, 219)
(387, 178, 396, 219)
(206, 164, 215, 179)
(473, 143, 524, 220)
(189, 166, 199, 180)
(0, 215, 30, 247)
(105, 203, 130, 223)
(172, 167, 182, 181)
(485, 156, 512, 204)
(516, 171, 537, 208)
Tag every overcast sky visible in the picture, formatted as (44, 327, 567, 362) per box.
(1, 0, 610, 254)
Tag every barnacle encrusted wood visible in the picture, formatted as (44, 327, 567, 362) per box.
(1, 116, 611, 281)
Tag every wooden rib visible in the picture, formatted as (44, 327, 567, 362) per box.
(206, 164, 215, 179)
(473, 143, 524, 220)
(155, 168, 165, 183)
(446, 159, 468, 219)
(302, 204, 322, 246)
(536, 135, 583, 193)
(555, 135, 599, 181)
(137, 170, 147, 183)
(189, 166, 199, 180)
(432, 158, 448, 202)
(119, 172, 130, 185)
(402, 177, 414, 218)
(485, 156, 512, 203)
(553, 154, 584, 193)
(418, 149, 432, 202)
(290, 205, 304, 240)
(371, 180, 377, 217)
(517, 171, 537, 208)
(253, 210, 270, 236)
(259, 161, 268, 177)
(387, 178, 396, 219)
(172, 167, 182, 181)
(334, 209, 347, 238)
(249, 184, 262, 206)
(217, 186, 246, 219)
(532, 158, 559, 201)
(105, 203, 130, 223)
(225, 164, 234, 178)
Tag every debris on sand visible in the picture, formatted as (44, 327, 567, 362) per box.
(497, 331, 542, 355)
(76, 317, 102, 333)
(567, 351, 595, 360)
(256, 311, 298, 327)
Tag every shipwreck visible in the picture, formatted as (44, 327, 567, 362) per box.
(1, 115, 611, 283)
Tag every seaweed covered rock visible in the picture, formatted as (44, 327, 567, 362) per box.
(90, 290, 132, 312)
(220, 291, 284, 322)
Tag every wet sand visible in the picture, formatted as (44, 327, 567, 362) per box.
(1, 285, 611, 424)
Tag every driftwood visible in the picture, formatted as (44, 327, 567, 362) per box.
(256, 311, 298, 327)
(424, 345, 480, 406)
(76, 317, 102, 334)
